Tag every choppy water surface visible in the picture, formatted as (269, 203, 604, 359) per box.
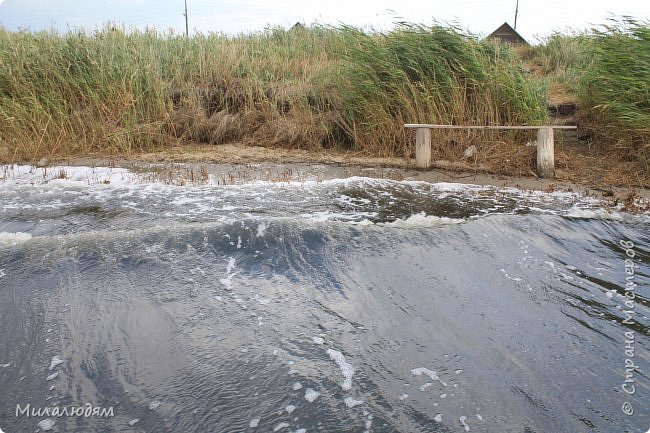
(0, 164, 648, 433)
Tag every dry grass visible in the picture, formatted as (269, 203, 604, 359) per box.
(1, 20, 648, 185)
(0, 23, 546, 164)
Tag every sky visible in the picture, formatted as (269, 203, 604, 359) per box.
(0, 0, 648, 42)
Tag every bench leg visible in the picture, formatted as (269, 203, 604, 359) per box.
(416, 128, 431, 169)
(536, 127, 554, 179)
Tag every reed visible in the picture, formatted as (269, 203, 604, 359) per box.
(0, 20, 643, 173)
(578, 17, 650, 165)
(0, 25, 347, 161)
(516, 19, 649, 176)
(516, 32, 592, 101)
(333, 23, 547, 157)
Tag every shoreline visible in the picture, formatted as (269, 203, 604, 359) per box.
(22, 143, 650, 206)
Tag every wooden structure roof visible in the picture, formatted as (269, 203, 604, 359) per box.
(487, 22, 528, 45)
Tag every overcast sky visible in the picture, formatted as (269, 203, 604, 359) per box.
(0, 0, 648, 42)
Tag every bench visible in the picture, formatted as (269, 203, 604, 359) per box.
(404, 124, 578, 178)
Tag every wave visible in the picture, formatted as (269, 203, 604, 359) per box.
(0, 231, 33, 246)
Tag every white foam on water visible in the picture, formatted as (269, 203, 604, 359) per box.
(338, 194, 371, 205)
(455, 369, 463, 374)
(149, 400, 161, 410)
(559, 272, 574, 281)
(411, 367, 447, 387)
(440, 393, 447, 399)
(294, 429, 307, 433)
(476, 413, 484, 421)
(274, 421, 290, 431)
(48, 356, 63, 371)
(500, 269, 523, 282)
(170, 196, 204, 206)
(3, 164, 646, 236)
(312, 336, 324, 345)
(428, 182, 492, 193)
(128, 418, 140, 426)
(45, 372, 58, 381)
(226, 257, 236, 273)
(0, 269, 5, 278)
(383, 212, 464, 228)
(220, 257, 237, 288)
(566, 207, 614, 220)
(344, 397, 364, 408)
(564, 205, 650, 222)
(327, 349, 355, 391)
(398, 393, 408, 401)
(292, 382, 303, 391)
(0, 363, 10, 368)
(256, 223, 266, 238)
(419, 382, 432, 391)
(434, 414, 442, 422)
(304, 388, 320, 403)
(0, 232, 32, 246)
(37, 418, 56, 431)
(300, 210, 377, 224)
(249, 418, 260, 428)
(285, 405, 296, 414)
(1, 165, 134, 187)
(460, 415, 470, 431)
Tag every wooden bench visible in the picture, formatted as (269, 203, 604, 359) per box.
(404, 124, 578, 178)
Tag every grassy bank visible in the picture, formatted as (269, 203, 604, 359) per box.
(0, 20, 648, 181)
(579, 18, 650, 166)
(520, 18, 650, 177)
(0, 24, 545, 162)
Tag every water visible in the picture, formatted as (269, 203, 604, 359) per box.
(0, 164, 648, 433)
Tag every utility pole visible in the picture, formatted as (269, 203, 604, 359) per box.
(183, 0, 189, 36)
(514, 0, 519, 30)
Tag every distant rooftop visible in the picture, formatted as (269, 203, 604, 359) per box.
(486, 22, 528, 45)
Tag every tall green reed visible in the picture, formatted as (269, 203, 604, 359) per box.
(0, 23, 548, 162)
(578, 18, 649, 171)
(332, 23, 547, 155)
